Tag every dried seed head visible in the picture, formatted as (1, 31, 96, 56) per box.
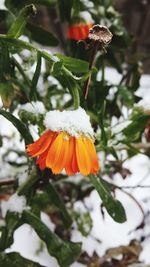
(88, 25, 113, 45)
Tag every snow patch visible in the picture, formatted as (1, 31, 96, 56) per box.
(80, 0, 94, 8)
(1, 193, 27, 217)
(79, 11, 94, 23)
(18, 172, 28, 186)
(19, 101, 46, 115)
(44, 107, 94, 138)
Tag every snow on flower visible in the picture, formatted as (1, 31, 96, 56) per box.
(1, 193, 27, 217)
(44, 107, 94, 138)
(135, 99, 150, 115)
(26, 107, 100, 176)
(19, 101, 46, 115)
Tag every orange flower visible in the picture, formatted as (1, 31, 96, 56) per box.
(26, 108, 99, 176)
(67, 23, 93, 41)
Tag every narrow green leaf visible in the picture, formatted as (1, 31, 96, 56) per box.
(0, 110, 33, 145)
(0, 42, 10, 79)
(61, 72, 80, 109)
(89, 174, 126, 223)
(0, 34, 57, 65)
(52, 61, 63, 76)
(123, 114, 150, 142)
(22, 210, 81, 267)
(7, 4, 36, 38)
(0, 252, 43, 267)
(30, 51, 42, 100)
(56, 53, 89, 73)
(0, 212, 22, 250)
(45, 183, 72, 228)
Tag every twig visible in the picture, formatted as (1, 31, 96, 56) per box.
(109, 143, 150, 150)
(120, 185, 150, 189)
(0, 178, 15, 186)
(84, 41, 99, 99)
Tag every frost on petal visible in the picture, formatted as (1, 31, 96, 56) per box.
(44, 107, 94, 138)
(1, 193, 27, 217)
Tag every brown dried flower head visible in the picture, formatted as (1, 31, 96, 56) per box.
(88, 25, 113, 45)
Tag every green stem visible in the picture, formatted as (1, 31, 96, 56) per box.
(101, 59, 105, 84)
(0, 34, 54, 64)
(63, 67, 80, 109)
(17, 172, 38, 196)
(30, 51, 42, 100)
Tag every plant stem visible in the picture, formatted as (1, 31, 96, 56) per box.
(84, 41, 99, 99)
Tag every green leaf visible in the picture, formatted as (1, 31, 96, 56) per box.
(52, 61, 63, 76)
(27, 23, 59, 46)
(0, 110, 33, 145)
(123, 114, 150, 142)
(30, 51, 42, 100)
(7, 4, 36, 38)
(72, 0, 81, 17)
(56, 54, 89, 73)
(0, 34, 57, 65)
(60, 71, 80, 109)
(45, 183, 72, 228)
(118, 85, 133, 106)
(0, 42, 10, 79)
(89, 174, 126, 223)
(0, 252, 43, 267)
(22, 210, 81, 267)
(0, 212, 22, 251)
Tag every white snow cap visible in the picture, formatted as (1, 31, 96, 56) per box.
(135, 99, 150, 114)
(19, 101, 46, 115)
(44, 107, 94, 138)
(1, 193, 27, 217)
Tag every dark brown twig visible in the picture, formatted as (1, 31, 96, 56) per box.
(84, 41, 99, 99)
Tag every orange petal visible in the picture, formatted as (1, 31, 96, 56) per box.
(84, 138, 100, 174)
(52, 134, 70, 174)
(65, 137, 76, 175)
(75, 137, 91, 176)
(26, 131, 50, 152)
(46, 132, 64, 169)
(71, 138, 79, 173)
(79, 25, 87, 39)
(36, 148, 49, 170)
(27, 131, 55, 158)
